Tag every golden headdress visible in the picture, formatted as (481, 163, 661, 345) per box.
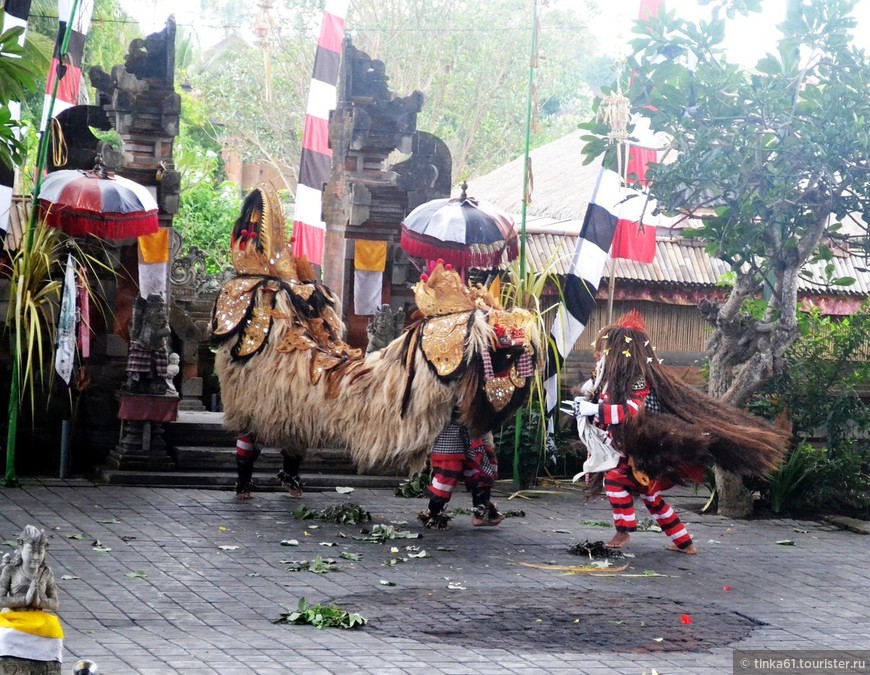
(413, 262, 507, 317)
(231, 183, 302, 280)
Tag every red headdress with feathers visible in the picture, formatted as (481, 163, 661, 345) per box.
(616, 309, 646, 332)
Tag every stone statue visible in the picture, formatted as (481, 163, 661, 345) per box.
(0, 526, 63, 672)
(365, 304, 405, 353)
(125, 293, 172, 394)
(165, 352, 180, 394)
(0, 526, 58, 612)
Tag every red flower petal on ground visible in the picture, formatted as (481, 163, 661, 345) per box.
(680, 614, 692, 624)
(723, 585, 731, 591)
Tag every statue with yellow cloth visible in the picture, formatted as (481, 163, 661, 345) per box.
(0, 526, 63, 671)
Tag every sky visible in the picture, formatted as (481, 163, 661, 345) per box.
(120, 0, 870, 63)
(588, 0, 870, 64)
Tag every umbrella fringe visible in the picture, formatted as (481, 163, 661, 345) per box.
(400, 234, 517, 270)
(39, 204, 159, 239)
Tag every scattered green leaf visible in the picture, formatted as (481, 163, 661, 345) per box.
(292, 506, 317, 521)
(395, 469, 432, 498)
(353, 524, 420, 543)
(274, 597, 366, 629)
(637, 518, 662, 532)
(286, 555, 339, 574)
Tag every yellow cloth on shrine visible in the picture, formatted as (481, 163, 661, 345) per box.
(138, 227, 170, 264)
(138, 228, 170, 298)
(0, 610, 64, 662)
(354, 240, 387, 272)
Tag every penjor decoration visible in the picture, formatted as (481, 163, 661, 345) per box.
(211, 184, 541, 473)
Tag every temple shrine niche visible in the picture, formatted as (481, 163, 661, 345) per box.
(323, 39, 452, 347)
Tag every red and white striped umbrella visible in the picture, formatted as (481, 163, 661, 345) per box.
(38, 166, 159, 240)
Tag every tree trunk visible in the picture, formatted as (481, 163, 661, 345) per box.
(713, 465, 753, 519)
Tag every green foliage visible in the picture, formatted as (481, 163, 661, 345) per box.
(581, 1, 870, 424)
(82, 0, 140, 84)
(395, 467, 432, 498)
(774, 305, 870, 442)
(763, 442, 870, 517)
(493, 409, 545, 489)
(173, 178, 238, 274)
(88, 126, 122, 149)
(759, 305, 870, 516)
(3, 225, 64, 414)
(350, 0, 598, 179)
(616, 0, 870, 265)
(2, 224, 113, 417)
(285, 555, 339, 574)
(274, 597, 366, 629)
(764, 443, 817, 515)
(292, 503, 372, 525)
(0, 14, 44, 172)
(172, 90, 240, 273)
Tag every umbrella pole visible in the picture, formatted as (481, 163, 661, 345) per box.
(4, 0, 81, 487)
(513, 0, 539, 489)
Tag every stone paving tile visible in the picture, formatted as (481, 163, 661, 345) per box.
(1, 482, 869, 673)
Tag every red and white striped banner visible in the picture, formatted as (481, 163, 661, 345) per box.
(0, 0, 33, 233)
(292, 0, 349, 266)
(40, 0, 94, 130)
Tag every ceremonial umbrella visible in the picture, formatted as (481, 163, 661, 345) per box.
(37, 159, 159, 239)
(400, 182, 519, 269)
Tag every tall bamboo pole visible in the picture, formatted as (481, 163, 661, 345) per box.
(513, 0, 538, 488)
(4, 0, 81, 486)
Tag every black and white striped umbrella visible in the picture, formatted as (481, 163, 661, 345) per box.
(400, 184, 518, 269)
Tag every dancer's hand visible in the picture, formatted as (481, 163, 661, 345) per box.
(561, 398, 598, 418)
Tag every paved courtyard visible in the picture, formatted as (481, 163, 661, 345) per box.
(1, 479, 868, 674)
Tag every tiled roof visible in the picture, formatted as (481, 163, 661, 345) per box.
(520, 216, 870, 296)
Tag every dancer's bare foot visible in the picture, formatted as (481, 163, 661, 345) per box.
(278, 471, 304, 498)
(606, 532, 630, 549)
(284, 484, 304, 499)
(235, 482, 254, 500)
(235, 491, 252, 500)
(472, 503, 504, 527)
(666, 543, 697, 555)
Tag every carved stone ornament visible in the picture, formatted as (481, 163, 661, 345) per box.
(0, 525, 63, 669)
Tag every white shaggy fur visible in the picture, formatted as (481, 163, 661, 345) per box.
(216, 292, 503, 472)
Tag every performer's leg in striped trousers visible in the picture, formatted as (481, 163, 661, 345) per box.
(604, 462, 696, 554)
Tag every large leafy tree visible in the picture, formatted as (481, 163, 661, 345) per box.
(189, 0, 603, 190)
(350, 0, 599, 179)
(581, 0, 870, 515)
